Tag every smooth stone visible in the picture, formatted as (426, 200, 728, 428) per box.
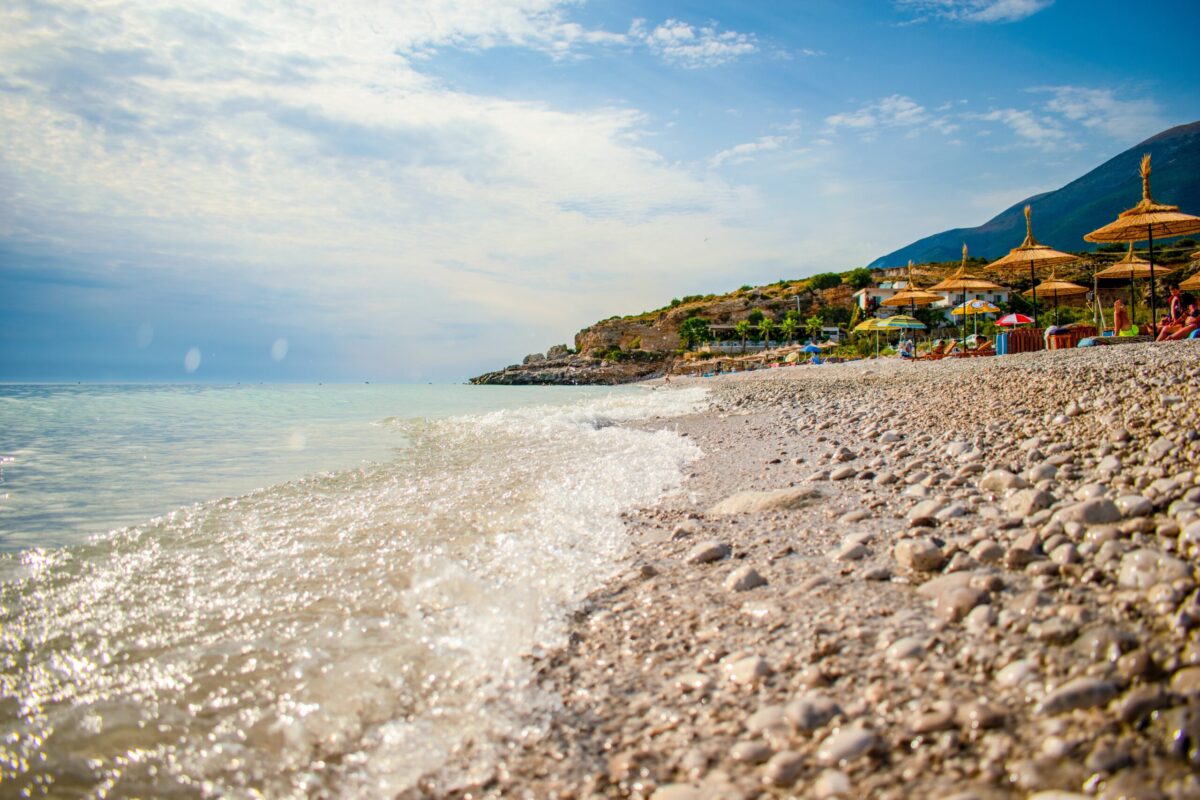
(894, 539, 944, 572)
(675, 673, 714, 693)
(785, 693, 841, 731)
(651, 786, 705, 800)
(934, 586, 987, 622)
(970, 539, 1004, 564)
(1005, 488, 1055, 517)
(725, 566, 768, 592)
(1117, 548, 1191, 589)
(908, 498, 946, 525)
(910, 708, 955, 733)
(726, 656, 771, 685)
(761, 750, 805, 786)
(1115, 493, 1154, 518)
(686, 541, 731, 564)
(885, 636, 925, 662)
(1055, 498, 1121, 526)
(834, 542, 867, 562)
(1171, 666, 1200, 695)
(817, 727, 877, 765)
(830, 466, 857, 481)
(709, 487, 822, 515)
(956, 701, 1006, 730)
(730, 740, 774, 765)
(979, 469, 1029, 494)
(813, 769, 851, 799)
(1037, 677, 1118, 715)
(745, 705, 787, 734)
(1117, 686, 1172, 725)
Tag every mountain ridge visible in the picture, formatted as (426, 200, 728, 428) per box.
(869, 121, 1200, 268)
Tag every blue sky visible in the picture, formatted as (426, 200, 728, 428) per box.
(2, 0, 1198, 382)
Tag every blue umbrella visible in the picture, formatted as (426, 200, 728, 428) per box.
(802, 343, 821, 353)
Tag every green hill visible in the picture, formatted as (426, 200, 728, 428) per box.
(869, 121, 1200, 268)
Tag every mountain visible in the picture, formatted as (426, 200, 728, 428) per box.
(868, 121, 1200, 269)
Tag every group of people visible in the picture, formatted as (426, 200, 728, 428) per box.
(1155, 287, 1200, 341)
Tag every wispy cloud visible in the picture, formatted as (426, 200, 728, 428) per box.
(629, 18, 758, 68)
(896, 0, 1054, 23)
(708, 135, 787, 168)
(1035, 86, 1165, 142)
(825, 95, 942, 138)
(971, 108, 1071, 149)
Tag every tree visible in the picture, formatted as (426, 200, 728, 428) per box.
(805, 314, 823, 341)
(758, 316, 775, 348)
(779, 316, 798, 344)
(678, 316, 711, 351)
(748, 308, 765, 325)
(734, 319, 752, 352)
(808, 272, 842, 292)
(843, 267, 874, 290)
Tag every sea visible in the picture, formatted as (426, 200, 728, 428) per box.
(0, 383, 706, 797)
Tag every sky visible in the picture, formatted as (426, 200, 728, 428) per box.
(2, 0, 1198, 382)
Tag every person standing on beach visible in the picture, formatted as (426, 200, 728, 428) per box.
(1113, 298, 1131, 335)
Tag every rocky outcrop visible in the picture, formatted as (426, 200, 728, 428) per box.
(470, 352, 667, 385)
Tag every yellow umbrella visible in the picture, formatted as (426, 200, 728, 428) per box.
(1084, 154, 1200, 333)
(882, 261, 944, 314)
(949, 299, 1001, 315)
(986, 205, 1079, 328)
(853, 317, 896, 357)
(1094, 243, 1176, 325)
(1026, 274, 1087, 326)
(930, 244, 1005, 349)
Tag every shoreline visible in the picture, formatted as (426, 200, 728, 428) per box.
(436, 342, 1200, 799)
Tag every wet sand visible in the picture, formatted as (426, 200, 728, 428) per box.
(437, 342, 1200, 799)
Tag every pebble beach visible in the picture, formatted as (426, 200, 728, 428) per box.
(434, 340, 1200, 800)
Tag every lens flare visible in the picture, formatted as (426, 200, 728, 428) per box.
(271, 338, 289, 362)
(184, 347, 202, 373)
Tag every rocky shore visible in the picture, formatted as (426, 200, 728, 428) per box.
(469, 349, 669, 385)
(446, 341, 1200, 799)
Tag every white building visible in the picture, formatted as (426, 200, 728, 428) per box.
(855, 281, 1012, 322)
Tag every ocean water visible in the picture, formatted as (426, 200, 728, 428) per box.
(0, 383, 706, 797)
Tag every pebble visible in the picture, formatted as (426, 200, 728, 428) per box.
(885, 636, 925, 662)
(785, 693, 842, 731)
(1117, 548, 1192, 589)
(979, 468, 1028, 494)
(1171, 666, 1200, 696)
(730, 740, 773, 765)
(1055, 497, 1121, 526)
(933, 586, 987, 622)
(725, 566, 768, 592)
(675, 673, 714, 693)
(817, 727, 877, 765)
(1115, 494, 1154, 518)
(1005, 488, 1055, 517)
(830, 466, 857, 481)
(709, 487, 822, 515)
(1037, 677, 1118, 715)
(761, 751, 805, 786)
(894, 539, 944, 572)
(745, 705, 787, 734)
(685, 541, 731, 564)
(833, 542, 867, 562)
(813, 769, 851, 798)
(726, 656, 771, 685)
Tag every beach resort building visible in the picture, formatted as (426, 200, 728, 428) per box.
(855, 281, 1012, 321)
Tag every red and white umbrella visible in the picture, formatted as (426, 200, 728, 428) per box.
(996, 313, 1034, 327)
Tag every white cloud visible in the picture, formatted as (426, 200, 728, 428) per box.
(0, 0, 781, 379)
(972, 108, 1071, 149)
(709, 135, 787, 168)
(825, 95, 935, 134)
(1036, 86, 1164, 142)
(630, 18, 758, 68)
(896, 0, 1054, 23)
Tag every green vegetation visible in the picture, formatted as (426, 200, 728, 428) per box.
(734, 319, 752, 352)
(804, 315, 823, 341)
(807, 272, 842, 291)
(678, 317, 711, 350)
(758, 316, 775, 347)
(843, 267, 874, 290)
(779, 316, 798, 344)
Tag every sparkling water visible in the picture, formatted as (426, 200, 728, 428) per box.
(0, 383, 705, 797)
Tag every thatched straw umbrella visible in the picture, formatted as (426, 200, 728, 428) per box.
(1094, 243, 1176, 327)
(1178, 272, 1200, 293)
(930, 244, 1005, 350)
(1026, 274, 1087, 326)
(986, 205, 1079, 328)
(882, 260, 944, 316)
(1085, 154, 1200, 334)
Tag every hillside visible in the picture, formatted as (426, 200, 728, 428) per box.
(869, 121, 1200, 268)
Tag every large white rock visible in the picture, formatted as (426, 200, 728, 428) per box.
(708, 487, 821, 515)
(1117, 548, 1192, 589)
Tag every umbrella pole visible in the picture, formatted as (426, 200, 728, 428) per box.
(1148, 226, 1157, 336)
(1130, 278, 1136, 329)
(1030, 264, 1037, 330)
(961, 290, 966, 351)
(1054, 294, 1059, 326)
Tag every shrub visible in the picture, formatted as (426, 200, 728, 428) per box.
(807, 272, 842, 291)
(843, 267, 874, 290)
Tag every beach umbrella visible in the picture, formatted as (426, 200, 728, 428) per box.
(987, 205, 1079, 329)
(996, 312, 1034, 327)
(853, 317, 894, 357)
(802, 343, 822, 354)
(1085, 154, 1200, 335)
(1094, 243, 1176, 327)
(930, 244, 1004, 350)
(1025, 274, 1087, 326)
(949, 299, 999, 337)
(882, 260, 944, 319)
(1178, 272, 1200, 293)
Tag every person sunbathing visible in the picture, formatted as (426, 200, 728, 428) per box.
(1161, 297, 1200, 341)
(1112, 298, 1132, 335)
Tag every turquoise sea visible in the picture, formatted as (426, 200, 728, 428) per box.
(0, 383, 706, 797)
